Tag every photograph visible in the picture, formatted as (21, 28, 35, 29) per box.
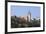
(11, 5, 40, 28)
(7, 1, 44, 32)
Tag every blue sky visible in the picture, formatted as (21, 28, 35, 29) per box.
(11, 5, 40, 18)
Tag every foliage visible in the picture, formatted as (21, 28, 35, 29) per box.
(11, 16, 40, 28)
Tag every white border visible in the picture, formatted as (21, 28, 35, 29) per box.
(7, 2, 43, 32)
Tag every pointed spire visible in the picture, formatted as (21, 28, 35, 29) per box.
(28, 10, 31, 15)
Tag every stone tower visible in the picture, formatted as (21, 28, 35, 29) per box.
(27, 11, 31, 22)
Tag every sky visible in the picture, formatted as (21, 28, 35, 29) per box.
(11, 5, 40, 19)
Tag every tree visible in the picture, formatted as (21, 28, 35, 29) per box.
(32, 18, 40, 27)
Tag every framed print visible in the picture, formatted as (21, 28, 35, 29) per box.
(5, 1, 45, 34)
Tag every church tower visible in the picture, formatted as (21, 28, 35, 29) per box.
(27, 11, 31, 22)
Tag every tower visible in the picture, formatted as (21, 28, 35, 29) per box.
(27, 11, 31, 22)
